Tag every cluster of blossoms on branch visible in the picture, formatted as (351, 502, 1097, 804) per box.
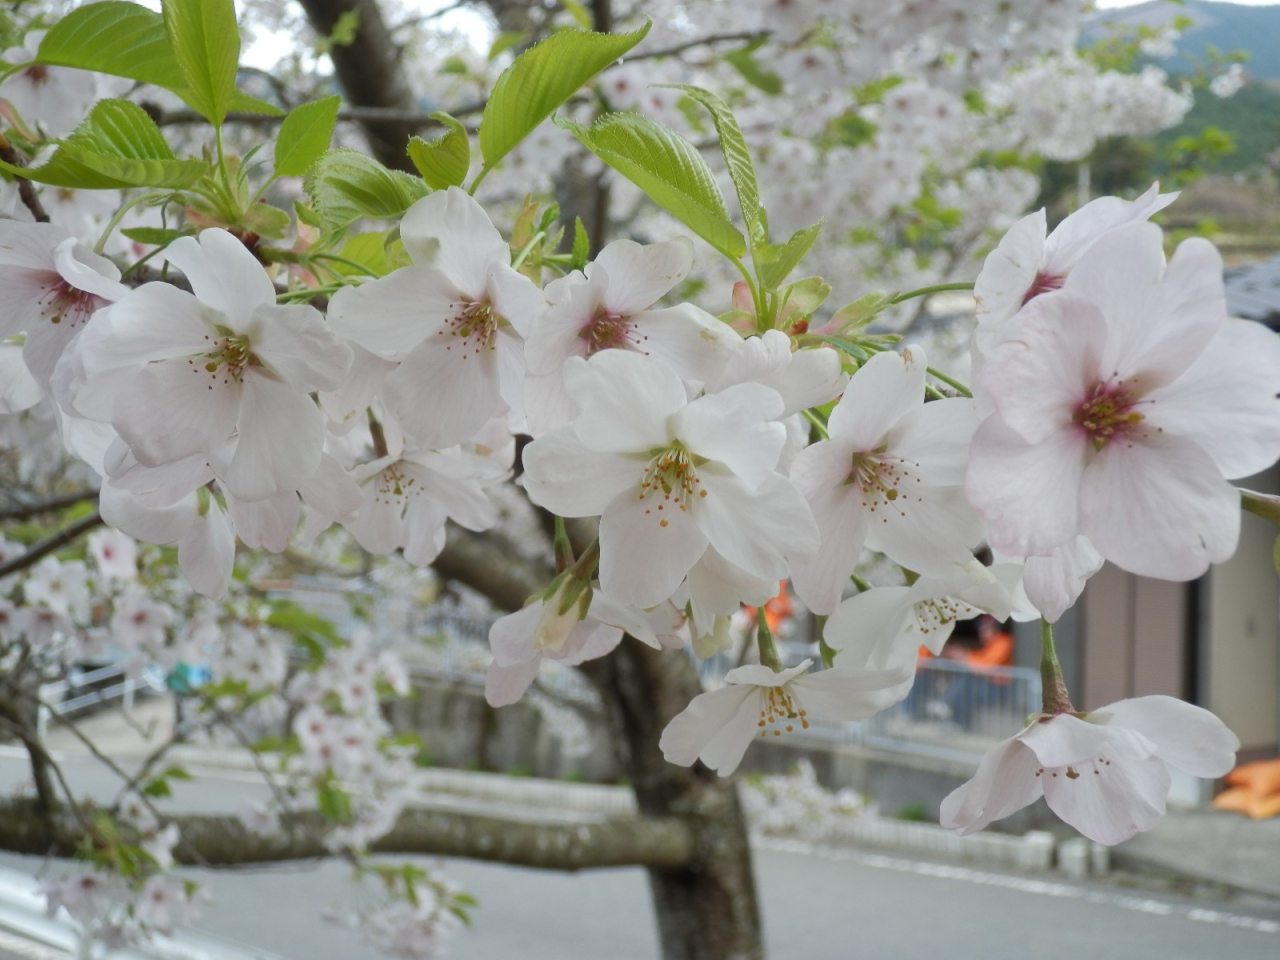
(0, 1, 1273, 955)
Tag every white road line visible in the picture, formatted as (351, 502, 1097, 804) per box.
(757, 837, 1280, 936)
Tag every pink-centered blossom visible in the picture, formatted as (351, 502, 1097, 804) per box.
(328, 186, 542, 449)
(58, 229, 352, 502)
(973, 182, 1176, 340)
(967, 222, 1280, 580)
(941, 696, 1239, 845)
(523, 236, 739, 435)
(522, 349, 818, 609)
(0, 220, 127, 389)
(788, 347, 984, 615)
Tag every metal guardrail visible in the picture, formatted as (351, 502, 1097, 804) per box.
(36, 662, 167, 739)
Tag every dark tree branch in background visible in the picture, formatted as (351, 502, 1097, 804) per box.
(295, 0, 425, 171)
(432, 523, 552, 612)
(0, 134, 48, 222)
(0, 512, 103, 580)
(151, 102, 484, 129)
(0, 489, 99, 522)
(627, 30, 770, 62)
(391, 0, 467, 33)
(0, 799, 694, 871)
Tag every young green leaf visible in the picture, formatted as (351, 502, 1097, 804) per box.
(162, 0, 241, 126)
(479, 22, 651, 171)
(0, 99, 207, 189)
(758, 220, 823, 289)
(667, 84, 768, 249)
(555, 112, 746, 259)
(570, 216, 590, 269)
(37, 3, 282, 118)
(275, 96, 341, 178)
(38, 2, 188, 91)
(120, 226, 192, 246)
(305, 150, 429, 230)
(407, 112, 471, 189)
(722, 39, 782, 95)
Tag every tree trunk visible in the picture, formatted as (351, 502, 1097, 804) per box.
(583, 644, 764, 960)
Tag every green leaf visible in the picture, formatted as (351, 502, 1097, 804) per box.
(142, 778, 173, 798)
(830, 291, 895, 332)
(479, 22, 651, 171)
(161, 765, 192, 781)
(555, 112, 746, 259)
(162, 0, 241, 126)
(240, 202, 291, 240)
(758, 220, 823, 288)
(0, 99, 207, 189)
(488, 31, 526, 62)
(407, 112, 471, 189)
(38, 2, 189, 92)
(275, 96, 340, 177)
(317, 784, 353, 823)
(121, 226, 191, 245)
(570, 215, 590, 269)
(722, 38, 782, 95)
(808, 333, 868, 362)
(37, 3, 281, 119)
(666, 85, 767, 249)
(305, 149, 429, 230)
(562, 0, 593, 29)
(332, 231, 399, 277)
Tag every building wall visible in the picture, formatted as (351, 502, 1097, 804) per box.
(1204, 497, 1280, 756)
(1078, 565, 1188, 710)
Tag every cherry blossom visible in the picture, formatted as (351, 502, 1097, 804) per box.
(523, 236, 738, 435)
(823, 560, 1025, 682)
(967, 222, 1280, 580)
(0, 31, 104, 136)
(88, 527, 137, 582)
(940, 696, 1239, 845)
(328, 186, 542, 448)
(522, 349, 817, 608)
(972, 182, 1176, 340)
(485, 578, 662, 707)
(57, 229, 352, 502)
(660, 659, 913, 775)
(0, 220, 128, 388)
(788, 347, 984, 615)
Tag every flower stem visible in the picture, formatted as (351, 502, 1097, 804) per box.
(889, 281, 975, 304)
(1040, 618, 1075, 715)
(756, 610, 782, 671)
(553, 516, 574, 573)
(926, 366, 972, 398)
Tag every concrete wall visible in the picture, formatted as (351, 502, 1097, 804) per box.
(1204, 469, 1280, 756)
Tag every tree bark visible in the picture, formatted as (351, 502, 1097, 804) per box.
(295, 0, 422, 171)
(0, 799, 693, 871)
(582, 645, 764, 960)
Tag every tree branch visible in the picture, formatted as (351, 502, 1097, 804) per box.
(0, 133, 48, 222)
(0, 799, 694, 871)
(0, 489, 99, 522)
(150, 103, 483, 129)
(431, 523, 552, 613)
(0, 511, 103, 580)
(627, 30, 770, 62)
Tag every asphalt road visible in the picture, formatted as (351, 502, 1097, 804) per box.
(0, 751, 1278, 960)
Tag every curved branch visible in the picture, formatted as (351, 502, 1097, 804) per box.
(0, 489, 99, 522)
(0, 511, 103, 580)
(0, 799, 694, 871)
(151, 103, 484, 128)
(628, 30, 770, 62)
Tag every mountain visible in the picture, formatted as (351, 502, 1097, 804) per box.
(1085, 1, 1280, 79)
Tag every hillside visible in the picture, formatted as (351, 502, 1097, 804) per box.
(1085, 1, 1280, 78)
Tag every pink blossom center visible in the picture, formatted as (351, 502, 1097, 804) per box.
(39, 280, 99, 328)
(1073, 381, 1143, 449)
(23, 65, 48, 85)
(757, 685, 808, 738)
(580, 309, 646, 356)
(440, 299, 497, 357)
(1021, 270, 1064, 306)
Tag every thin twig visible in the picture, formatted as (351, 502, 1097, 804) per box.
(391, 0, 466, 32)
(0, 489, 100, 522)
(0, 133, 48, 222)
(202, 698, 300, 835)
(0, 511, 103, 580)
(626, 30, 770, 62)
